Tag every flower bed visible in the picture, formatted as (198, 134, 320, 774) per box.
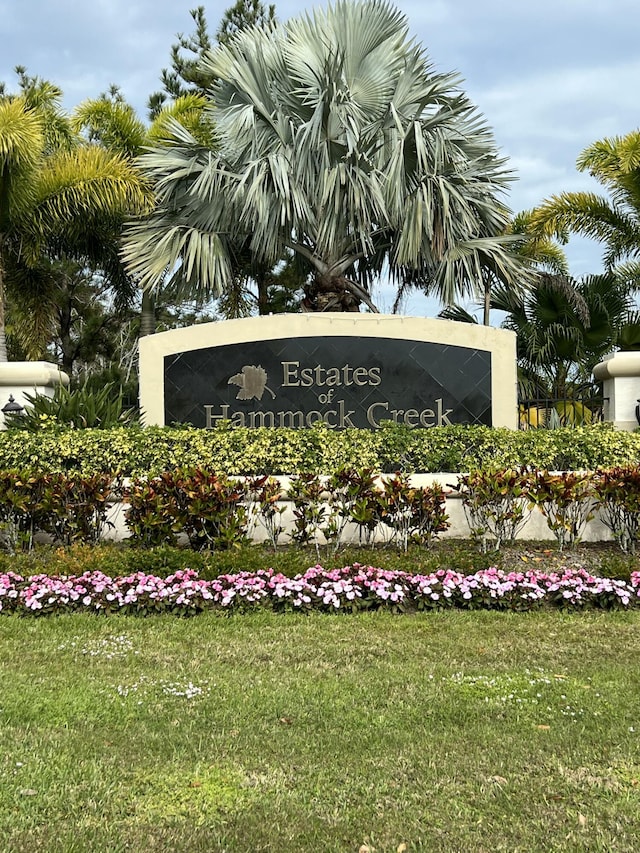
(1, 565, 638, 616)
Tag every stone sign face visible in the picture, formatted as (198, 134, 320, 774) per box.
(139, 314, 518, 430)
(164, 336, 492, 429)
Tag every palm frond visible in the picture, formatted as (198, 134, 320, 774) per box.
(0, 97, 43, 174)
(532, 130, 640, 285)
(437, 304, 478, 324)
(73, 98, 147, 158)
(531, 192, 635, 245)
(11, 146, 151, 274)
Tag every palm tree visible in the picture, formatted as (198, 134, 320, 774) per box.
(73, 88, 216, 336)
(437, 212, 631, 405)
(531, 129, 640, 287)
(0, 76, 151, 361)
(434, 209, 568, 325)
(122, 0, 526, 314)
(495, 272, 632, 402)
(78, 89, 298, 328)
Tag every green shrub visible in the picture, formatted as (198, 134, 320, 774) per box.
(533, 471, 595, 551)
(124, 470, 248, 551)
(593, 466, 640, 554)
(7, 381, 136, 430)
(0, 422, 637, 477)
(377, 474, 449, 550)
(454, 468, 536, 553)
(246, 475, 288, 550)
(0, 470, 50, 551)
(0, 471, 119, 552)
(286, 474, 336, 553)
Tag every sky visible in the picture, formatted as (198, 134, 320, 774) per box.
(0, 0, 638, 318)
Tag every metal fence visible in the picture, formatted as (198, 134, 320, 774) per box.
(518, 395, 608, 429)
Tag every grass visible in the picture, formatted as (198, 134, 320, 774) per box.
(2, 608, 640, 852)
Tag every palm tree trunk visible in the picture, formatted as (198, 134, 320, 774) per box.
(482, 273, 491, 326)
(257, 270, 269, 315)
(302, 273, 378, 313)
(0, 261, 8, 362)
(58, 301, 76, 376)
(139, 289, 156, 337)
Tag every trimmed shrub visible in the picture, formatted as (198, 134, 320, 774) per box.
(123, 470, 248, 551)
(0, 422, 637, 477)
(593, 466, 640, 554)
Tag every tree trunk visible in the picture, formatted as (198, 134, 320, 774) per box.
(483, 280, 491, 326)
(0, 260, 8, 362)
(256, 268, 269, 315)
(482, 270, 493, 326)
(301, 273, 377, 313)
(139, 289, 156, 337)
(58, 300, 76, 377)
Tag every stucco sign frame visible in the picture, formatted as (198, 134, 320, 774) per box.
(139, 313, 518, 430)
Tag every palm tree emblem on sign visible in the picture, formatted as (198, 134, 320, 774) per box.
(228, 365, 276, 400)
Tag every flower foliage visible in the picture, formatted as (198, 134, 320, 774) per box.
(1, 565, 638, 617)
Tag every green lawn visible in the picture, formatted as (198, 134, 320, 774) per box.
(1, 610, 639, 852)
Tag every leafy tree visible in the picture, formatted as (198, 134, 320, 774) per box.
(0, 71, 151, 362)
(217, 0, 276, 45)
(123, 0, 525, 315)
(531, 129, 640, 288)
(6, 258, 125, 374)
(148, 6, 214, 116)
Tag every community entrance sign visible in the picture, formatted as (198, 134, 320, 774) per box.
(139, 314, 517, 430)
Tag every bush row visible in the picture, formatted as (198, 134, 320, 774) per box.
(1, 422, 639, 476)
(0, 469, 449, 554)
(1, 565, 638, 617)
(2, 465, 640, 555)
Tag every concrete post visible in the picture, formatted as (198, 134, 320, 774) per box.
(593, 352, 640, 431)
(0, 362, 69, 429)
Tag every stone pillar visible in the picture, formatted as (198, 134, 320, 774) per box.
(0, 362, 69, 429)
(593, 352, 640, 431)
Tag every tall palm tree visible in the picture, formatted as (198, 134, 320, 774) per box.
(122, 0, 526, 314)
(73, 88, 215, 336)
(531, 129, 640, 288)
(0, 79, 151, 361)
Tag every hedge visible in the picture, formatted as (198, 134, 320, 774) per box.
(0, 422, 639, 476)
